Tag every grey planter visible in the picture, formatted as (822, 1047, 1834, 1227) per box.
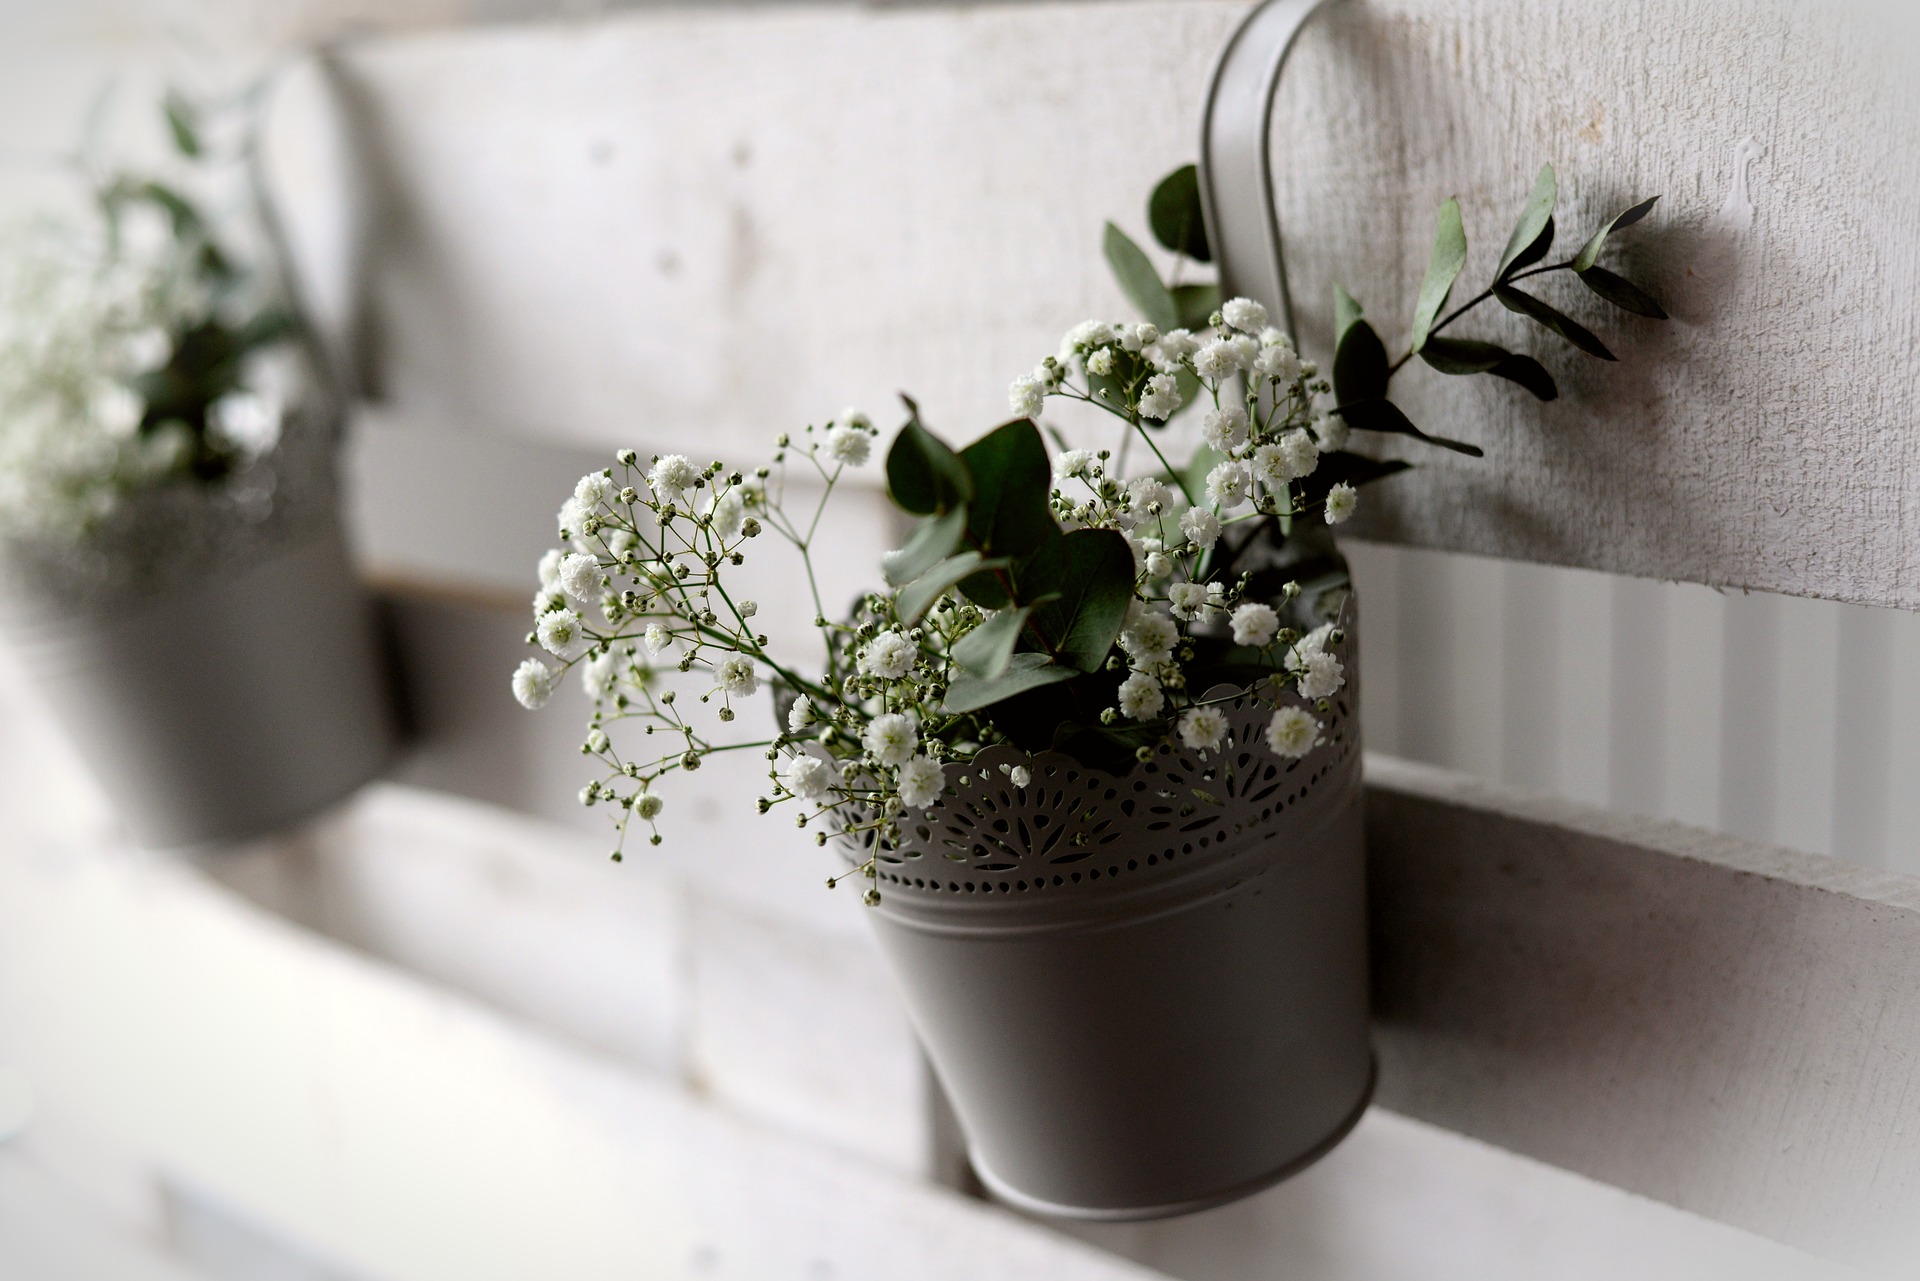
(1, 515, 396, 848)
(855, 619, 1371, 1220)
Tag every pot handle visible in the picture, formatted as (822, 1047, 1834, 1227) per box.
(1198, 0, 1336, 342)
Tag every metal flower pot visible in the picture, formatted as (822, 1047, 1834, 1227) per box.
(855, 625, 1372, 1220)
(1, 511, 396, 848)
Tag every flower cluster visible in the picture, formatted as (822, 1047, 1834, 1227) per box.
(516, 300, 1353, 895)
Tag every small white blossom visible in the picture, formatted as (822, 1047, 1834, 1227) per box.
(1009, 372, 1047, 419)
(1228, 333, 1260, 370)
(1293, 650, 1346, 700)
(1086, 347, 1116, 376)
(1266, 705, 1321, 758)
(636, 793, 664, 820)
(1059, 320, 1115, 364)
(575, 471, 614, 508)
(581, 649, 619, 700)
(511, 658, 556, 709)
(1260, 327, 1292, 349)
(1145, 551, 1172, 580)
(557, 497, 590, 540)
(1205, 460, 1252, 510)
(1117, 671, 1165, 720)
(1253, 342, 1301, 383)
(859, 630, 916, 680)
(1137, 373, 1182, 421)
(1054, 449, 1096, 481)
(863, 713, 919, 767)
(1151, 328, 1199, 365)
(1126, 477, 1173, 520)
(1181, 507, 1222, 550)
(533, 588, 567, 617)
(1298, 622, 1338, 656)
(1231, 602, 1280, 648)
(716, 653, 758, 698)
(644, 622, 672, 654)
(1312, 412, 1350, 453)
(537, 549, 565, 591)
(1009, 765, 1032, 787)
(824, 425, 872, 468)
(1179, 706, 1229, 753)
(537, 609, 587, 658)
(1168, 581, 1217, 623)
(782, 754, 834, 801)
(1121, 611, 1179, 665)
(897, 756, 945, 810)
(1201, 404, 1249, 453)
(209, 390, 281, 453)
(1193, 339, 1243, 381)
(788, 695, 817, 731)
(559, 552, 603, 602)
(1279, 429, 1320, 480)
(1130, 323, 1159, 349)
(1324, 482, 1359, 525)
(739, 600, 758, 618)
(648, 454, 698, 505)
(1221, 297, 1269, 333)
(709, 490, 746, 540)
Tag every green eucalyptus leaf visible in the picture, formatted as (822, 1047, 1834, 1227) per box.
(884, 507, 969, 586)
(951, 603, 1038, 679)
(1504, 215, 1556, 278)
(1572, 196, 1660, 272)
(1339, 398, 1484, 457)
(1148, 164, 1212, 263)
(1410, 198, 1467, 352)
(944, 652, 1078, 715)
(1022, 527, 1137, 673)
(896, 551, 1006, 625)
(885, 406, 973, 515)
(1488, 353, 1559, 401)
(1419, 335, 1507, 375)
(1493, 284, 1616, 360)
(1103, 222, 1178, 331)
(163, 91, 202, 157)
(1332, 315, 1390, 405)
(960, 419, 1056, 560)
(1334, 284, 1365, 345)
(1577, 266, 1669, 319)
(1496, 164, 1558, 280)
(1172, 282, 1221, 331)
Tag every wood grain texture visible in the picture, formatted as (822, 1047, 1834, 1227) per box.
(1366, 752, 1920, 1268)
(264, 1, 1920, 608)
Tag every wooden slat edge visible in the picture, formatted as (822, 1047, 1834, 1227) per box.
(1363, 753, 1920, 1268)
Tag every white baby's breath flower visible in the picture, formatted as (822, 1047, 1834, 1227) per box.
(1221, 297, 1269, 333)
(511, 658, 556, 709)
(557, 497, 590, 540)
(558, 552, 603, 602)
(1205, 460, 1252, 511)
(1312, 412, 1350, 453)
(1266, 706, 1320, 758)
(1298, 622, 1337, 656)
(1253, 342, 1301, 383)
(709, 490, 746, 540)
(1126, 477, 1173, 520)
(739, 600, 758, 618)
(863, 712, 919, 767)
(1201, 404, 1249, 453)
(1260, 327, 1292, 349)
(1009, 372, 1047, 419)
(537, 609, 587, 658)
(1293, 650, 1346, 700)
(1086, 347, 1116, 376)
(1180, 507, 1222, 551)
(897, 756, 945, 810)
(1131, 323, 1159, 349)
(781, 754, 833, 801)
(636, 793, 664, 820)
(1145, 551, 1172, 580)
(824, 424, 872, 468)
(1009, 765, 1032, 787)
(575, 471, 614, 508)
(1117, 671, 1164, 720)
(1121, 611, 1179, 665)
(1179, 706, 1229, 753)
(537, 549, 565, 591)
(787, 695, 817, 731)
(1151, 328, 1199, 365)
(859, 630, 916, 680)
(1230, 602, 1280, 648)
(1228, 333, 1260, 370)
(1324, 482, 1358, 525)
(1054, 449, 1095, 481)
(644, 622, 672, 654)
(1137, 372, 1182, 422)
(647, 454, 698, 505)
(533, 588, 567, 618)
(208, 389, 281, 454)
(1168, 581, 1217, 623)
(581, 648, 619, 700)
(1279, 429, 1319, 480)
(1193, 339, 1242, 381)
(716, 653, 758, 698)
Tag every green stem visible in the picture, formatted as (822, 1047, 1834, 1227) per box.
(1387, 258, 1577, 377)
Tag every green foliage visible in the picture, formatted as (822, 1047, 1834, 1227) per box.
(1576, 266, 1668, 319)
(895, 551, 999, 625)
(944, 652, 1079, 715)
(1410, 198, 1466, 352)
(1148, 164, 1211, 262)
(1021, 528, 1136, 674)
(885, 402, 973, 515)
(1496, 164, 1558, 279)
(1171, 283, 1220, 331)
(1102, 222, 1178, 332)
(1419, 336, 1558, 401)
(162, 90, 202, 157)
(1572, 196, 1658, 272)
(950, 602, 1039, 678)
(884, 506, 967, 585)
(959, 419, 1056, 561)
(1493, 284, 1616, 360)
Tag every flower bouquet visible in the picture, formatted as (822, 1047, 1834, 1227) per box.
(515, 163, 1665, 1216)
(0, 90, 395, 847)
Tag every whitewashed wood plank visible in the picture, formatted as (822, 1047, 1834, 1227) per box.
(261, 1, 1920, 607)
(1660, 581, 1726, 833)
(1497, 559, 1560, 795)
(1366, 753, 1920, 1268)
(1829, 605, 1893, 867)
